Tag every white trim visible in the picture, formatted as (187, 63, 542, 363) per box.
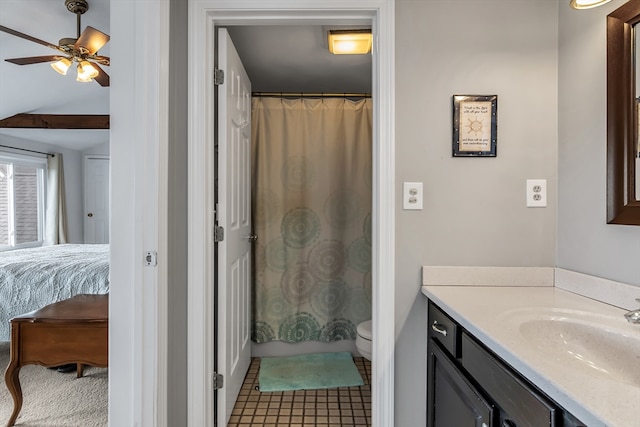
(109, 0, 170, 425)
(136, 0, 164, 423)
(187, 2, 216, 425)
(155, 2, 171, 426)
(187, 1, 395, 426)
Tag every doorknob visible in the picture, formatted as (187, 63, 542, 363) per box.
(87, 213, 93, 217)
(243, 234, 258, 242)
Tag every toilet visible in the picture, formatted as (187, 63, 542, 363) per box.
(356, 320, 372, 361)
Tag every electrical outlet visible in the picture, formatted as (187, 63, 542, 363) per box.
(526, 179, 547, 207)
(403, 182, 423, 210)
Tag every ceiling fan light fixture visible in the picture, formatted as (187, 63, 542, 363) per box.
(569, 0, 613, 9)
(328, 30, 372, 55)
(51, 57, 72, 75)
(76, 61, 98, 82)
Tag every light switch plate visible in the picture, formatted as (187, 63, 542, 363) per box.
(403, 182, 423, 210)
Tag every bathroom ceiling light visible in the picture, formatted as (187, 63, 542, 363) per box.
(328, 30, 372, 55)
(569, 0, 613, 9)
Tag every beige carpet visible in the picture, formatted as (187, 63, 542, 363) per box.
(0, 342, 107, 427)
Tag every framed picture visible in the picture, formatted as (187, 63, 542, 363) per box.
(452, 95, 497, 157)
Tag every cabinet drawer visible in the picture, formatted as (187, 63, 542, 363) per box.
(461, 332, 559, 427)
(428, 302, 460, 358)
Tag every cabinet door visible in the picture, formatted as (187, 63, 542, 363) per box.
(428, 339, 495, 427)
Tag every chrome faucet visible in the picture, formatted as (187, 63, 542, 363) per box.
(624, 298, 640, 324)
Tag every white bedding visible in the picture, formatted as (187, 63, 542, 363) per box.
(0, 244, 109, 341)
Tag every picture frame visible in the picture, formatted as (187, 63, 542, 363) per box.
(452, 95, 497, 157)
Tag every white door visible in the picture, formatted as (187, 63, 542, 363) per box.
(84, 156, 110, 243)
(217, 28, 252, 426)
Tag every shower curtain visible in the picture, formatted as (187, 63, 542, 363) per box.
(251, 97, 372, 343)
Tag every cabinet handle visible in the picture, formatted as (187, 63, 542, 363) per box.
(431, 320, 448, 337)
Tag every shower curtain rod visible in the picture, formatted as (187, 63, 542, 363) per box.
(0, 144, 53, 157)
(252, 92, 371, 99)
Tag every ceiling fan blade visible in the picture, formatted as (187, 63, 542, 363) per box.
(75, 26, 110, 55)
(5, 55, 64, 65)
(0, 25, 60, 51)
(91, 63, 110, 87)
(91, 55, 110, 66)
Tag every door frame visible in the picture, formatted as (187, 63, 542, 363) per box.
(187, 1, 396, 426)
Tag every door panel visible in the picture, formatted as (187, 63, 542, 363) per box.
(217, 27, 252, 427)
(84, 156, 109, 244)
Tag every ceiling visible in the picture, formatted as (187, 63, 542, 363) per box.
(0, 0, 371, 150)
(0, 0, 111, 150)
(226, 26, 372, 94)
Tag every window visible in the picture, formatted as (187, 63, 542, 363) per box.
(0, 154, 47, 250)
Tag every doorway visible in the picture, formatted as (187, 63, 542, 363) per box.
(187, 2, 395, 427)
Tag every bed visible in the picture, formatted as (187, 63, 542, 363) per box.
(0, 243, 109, 342)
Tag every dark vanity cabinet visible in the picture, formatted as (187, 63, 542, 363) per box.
(428, 333, 494, 426)
(427, 301, 587, 427)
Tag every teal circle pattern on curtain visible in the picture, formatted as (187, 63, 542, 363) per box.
(281, 208, 320, 249)
(348, 237, 372, 273)
(280, 262, 316, 304)
(319, 319, 357, 341)
(257, 289, 294, 323)
(265, 237, 299, 272)
(278, 312, 321, 341)
(308, 239, 347, 280)
(310, 279, 350, 318)
(253, 321, 276, 343)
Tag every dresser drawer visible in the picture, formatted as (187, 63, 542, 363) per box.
(428, 302, 460, 358)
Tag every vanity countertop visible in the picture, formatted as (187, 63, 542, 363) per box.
(421, 285, 640, 427)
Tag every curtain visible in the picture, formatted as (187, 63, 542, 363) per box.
(251, 97, 372, 343)
(44, 153, 68, 245)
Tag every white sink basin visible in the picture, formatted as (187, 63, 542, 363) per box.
(505, 308, 640, 386)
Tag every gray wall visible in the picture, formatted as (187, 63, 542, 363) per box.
(557, 0, 640, 287)
(395, 1, 559, 426)
(167, 0, 188, 424)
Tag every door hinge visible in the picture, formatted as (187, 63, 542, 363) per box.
(214, 226, 225, 242)
(214, 68, 225, 85)
(213, 372, 224, 390)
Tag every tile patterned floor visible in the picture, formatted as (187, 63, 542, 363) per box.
(227, 356, 372, 427)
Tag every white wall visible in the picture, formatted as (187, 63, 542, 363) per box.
(0, 134, 88, 243)
(83, 141, 110, 157)
(395, 1, 559, 426)
(557, 0, 640, 287)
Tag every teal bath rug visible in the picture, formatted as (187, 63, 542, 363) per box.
(258, 351, 364, 392)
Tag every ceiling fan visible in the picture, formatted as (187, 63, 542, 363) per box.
(0, 0, 110, 86)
